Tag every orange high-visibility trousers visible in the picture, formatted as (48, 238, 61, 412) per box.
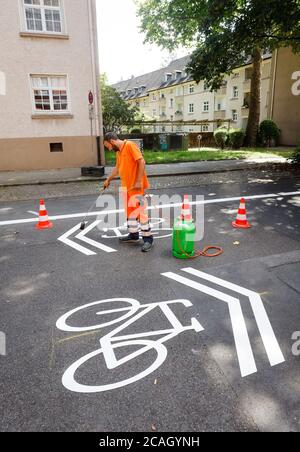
(123, 190, 152, 238)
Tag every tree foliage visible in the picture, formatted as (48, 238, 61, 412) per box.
(137, 0, 300, 145)
(100, 74, 138, 133)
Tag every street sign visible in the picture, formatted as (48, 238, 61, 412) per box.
(88, 90, 94, 105)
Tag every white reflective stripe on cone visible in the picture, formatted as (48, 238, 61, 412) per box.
(237, 214, 247, 221)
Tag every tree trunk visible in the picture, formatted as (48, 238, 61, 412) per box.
(245, 48, 262, 147)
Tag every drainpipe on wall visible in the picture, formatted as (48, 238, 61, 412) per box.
(88, 0, 105, 166)
(270, 48, 278, 120)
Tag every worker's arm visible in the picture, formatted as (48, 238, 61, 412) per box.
(130, 158, 145, 192)
(104, 165, 119, 189)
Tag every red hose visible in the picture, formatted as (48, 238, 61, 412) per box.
(176, 230, 223, 259)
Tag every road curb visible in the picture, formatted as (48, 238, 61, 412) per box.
(0, 162, 290, 188)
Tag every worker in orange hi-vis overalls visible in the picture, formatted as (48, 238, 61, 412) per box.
(104, 132, 153, 253)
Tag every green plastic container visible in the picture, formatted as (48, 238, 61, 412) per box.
(172, 217, 196, 259)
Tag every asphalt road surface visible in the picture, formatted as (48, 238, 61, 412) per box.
(0, 171, 300, 432)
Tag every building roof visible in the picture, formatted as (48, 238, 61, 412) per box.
(111, 52, 272, 100)
(111, 55, 192, 100)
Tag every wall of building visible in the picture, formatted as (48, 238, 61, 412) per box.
(0, 0, 101, 170)
(123, 59, 272, 136)
(269, 47, 300, 146)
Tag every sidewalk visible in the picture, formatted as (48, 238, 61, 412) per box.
(0, 157, 287, 187)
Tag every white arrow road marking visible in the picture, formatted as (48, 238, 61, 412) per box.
(182, 268, 285, 368)
(58, 224, 97, 256)
(1, 191, 300, 227)
(75, 220, 117, 254)
(162, 271, 257, 377)
(58, 222, 117, 255)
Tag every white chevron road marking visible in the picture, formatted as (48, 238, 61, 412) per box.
(162, 268, 285, 377)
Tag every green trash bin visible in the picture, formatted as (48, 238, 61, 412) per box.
(159, 134, 169, 151)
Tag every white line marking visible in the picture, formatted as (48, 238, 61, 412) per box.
(75, 220, 117, 254)
(162, 272, 257, 377)
(182, 268, 285, 368)
(57, 224, 97, 256)
(27, 211, 39, 216)
(1, 191, 299, 227)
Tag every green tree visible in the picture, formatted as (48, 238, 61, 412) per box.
(100, 74, 138, 133)
(137, 0, 300, 146)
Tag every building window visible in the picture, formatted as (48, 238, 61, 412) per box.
(189, 84, 194, 94)
(232, 110, 238, 121)
(204, 82, 210, 92)
(31, 75, 69, 113)
(203, 101, 209, 112)
(22, 0, 64, 34)
(202, 124, 209, 132)
(233, 86, 239, 98)
(189, 103, 194, 113)
(152, 93, 156, 101)
(170, 98, 174, 109)
(50, 142, 63, 152)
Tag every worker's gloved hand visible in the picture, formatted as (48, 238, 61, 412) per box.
(103, 179, 110, 190)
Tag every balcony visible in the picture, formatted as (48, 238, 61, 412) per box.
(214, 110, 226, 120)
(243, 79, 251, 92)
(241, 107, 249, 118)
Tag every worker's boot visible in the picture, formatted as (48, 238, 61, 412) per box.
(141, 237, 154, 253)
(119, 232, 140, 243)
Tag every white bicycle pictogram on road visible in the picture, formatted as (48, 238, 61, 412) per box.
(56, 298, 204, 393)
(100, 218, 173, 240)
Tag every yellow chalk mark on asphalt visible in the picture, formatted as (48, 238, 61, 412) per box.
(57, 330, 102, 344)
(49, 327, 56, 371)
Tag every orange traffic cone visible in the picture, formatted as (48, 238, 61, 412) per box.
(180, 195, 192, 222)
(232, 198, 251, 229)
(36, 200, 53, 230)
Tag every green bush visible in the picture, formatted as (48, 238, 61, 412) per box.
(130, 128, 142, 134)
(259, 120, 281, 147)
(289, 145, 300, 164)
(214, 127, 228, 149)
(228, 128, 246, 149)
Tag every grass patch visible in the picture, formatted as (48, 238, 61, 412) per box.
(105, 148, 294, 166)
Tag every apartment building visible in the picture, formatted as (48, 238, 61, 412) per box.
(113, 49, 300, 145)
(0, 0, 103, 171)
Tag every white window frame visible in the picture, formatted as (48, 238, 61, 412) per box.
(189, 84, 195, 94)
(203, 101, 209, 113)
(20, 0, 66, 35)
(202, 124, 209, 132)
(233, 86, 239, 98)
(30, 74, 71, 115)
(188, 103, 194, 114)
(232, 110, 238, 122)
